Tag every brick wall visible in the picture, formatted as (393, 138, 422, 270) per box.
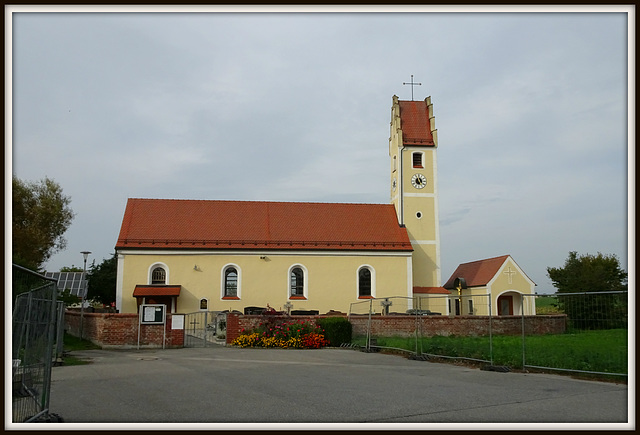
(225, 313, 566, 344)
(66, 311, 566, 348)
(65, 311, 184, 349)
(349, 314, 567, 337)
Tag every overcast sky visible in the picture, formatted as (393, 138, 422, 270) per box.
(8, 7, 632, 294)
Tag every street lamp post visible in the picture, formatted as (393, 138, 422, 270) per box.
(80, 251, 91, 340)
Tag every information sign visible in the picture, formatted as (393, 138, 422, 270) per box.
(140, 304, 165, 324)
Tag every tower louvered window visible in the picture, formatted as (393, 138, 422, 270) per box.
(412, 152, 423, 168)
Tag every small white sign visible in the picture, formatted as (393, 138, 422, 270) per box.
(172, 314, 184, 330)
(143, 306, 157, 322)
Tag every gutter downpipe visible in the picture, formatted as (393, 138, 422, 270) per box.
(399, 146, 406, 226)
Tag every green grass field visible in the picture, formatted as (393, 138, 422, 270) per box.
(354, 329, 628, 377)
(534, 296, 562, 314)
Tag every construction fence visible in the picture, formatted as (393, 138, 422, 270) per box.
(349, 291, 628, 378)
(12, 264, 65, 423)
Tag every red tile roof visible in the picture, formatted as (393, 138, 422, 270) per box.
(399, 100, 435, 146)
(443, 255, 511, 289)
(133, 285, 181, 297)
(413, 286, 451, 295)
(116, 199, 413, 252)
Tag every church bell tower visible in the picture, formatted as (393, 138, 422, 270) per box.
(389, 94, 441, 288)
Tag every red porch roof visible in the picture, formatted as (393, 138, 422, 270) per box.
(413, 286, 451, 295)
(116, 199, 413, 252)
(133, 285, 181, 297)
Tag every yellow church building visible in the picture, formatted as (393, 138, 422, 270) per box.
(114, 94, 535, 316)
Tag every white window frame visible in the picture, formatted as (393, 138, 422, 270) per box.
(287, 264, 308, 300)
(148, 262, 169, 285)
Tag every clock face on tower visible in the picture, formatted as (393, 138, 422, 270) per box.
(411, 173, 427, 189)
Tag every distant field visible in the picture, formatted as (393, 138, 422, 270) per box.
(535, 295, 561, 314)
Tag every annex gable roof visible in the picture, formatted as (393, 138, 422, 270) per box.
(443, 255, 512, 289)
(116, 198, 413, 252)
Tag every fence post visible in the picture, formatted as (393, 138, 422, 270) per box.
(55, 302, 65, 362)
(414, 296, 419, 356)
(521, 293, 526, 370)
(488, 294, 493, 366)
(366, 298, 373, 351)
(42, 284, 58, 413)
(204, 311, 208, 347)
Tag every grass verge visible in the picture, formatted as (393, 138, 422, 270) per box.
(353, 329, 627, 381)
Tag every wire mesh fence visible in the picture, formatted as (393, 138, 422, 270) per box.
(349, 291, 628, 378)
(12, 264, 62, 423)
(522, 292, 628, 377)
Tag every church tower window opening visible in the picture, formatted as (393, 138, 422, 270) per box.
(412, 152, 424, 168)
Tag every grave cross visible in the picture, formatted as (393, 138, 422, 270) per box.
(504, 266, 516, 284)
(283, 301, 293, 315)
(403, 75, 422, 101)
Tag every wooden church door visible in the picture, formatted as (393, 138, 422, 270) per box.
(498, 295, 513, 315)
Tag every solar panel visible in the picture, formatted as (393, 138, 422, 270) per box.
(44, 272, 88, 298)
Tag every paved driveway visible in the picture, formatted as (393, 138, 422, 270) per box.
(46, 345, 630, 427)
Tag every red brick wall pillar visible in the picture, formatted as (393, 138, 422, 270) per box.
(226, 312, 240, 345)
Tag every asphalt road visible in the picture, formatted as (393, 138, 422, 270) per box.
(44, 345, 630, 428)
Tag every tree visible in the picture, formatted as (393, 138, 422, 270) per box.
(12, 175, 75, 270)
(547, 252, 628, 329)
(87, 253, 117, 306)
(60, 265, 83, 272)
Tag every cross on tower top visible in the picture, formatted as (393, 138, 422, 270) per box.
(402, 75, 422, 101)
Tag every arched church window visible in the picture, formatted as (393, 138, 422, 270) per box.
(358, 268, 372, 297)
(151, 267, 166, 284)
(224, 268, 238, 297)
(290, 267, 304, 297)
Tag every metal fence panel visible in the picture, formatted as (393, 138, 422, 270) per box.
(183, 311, 227, 347)
(12, 265, 60, 423)
(522, 292, 628, 377)
(349, 291, 628, 378)
(415, 293, 494, 365)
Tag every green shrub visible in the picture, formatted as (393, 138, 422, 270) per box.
(317, 317, 352, 346)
